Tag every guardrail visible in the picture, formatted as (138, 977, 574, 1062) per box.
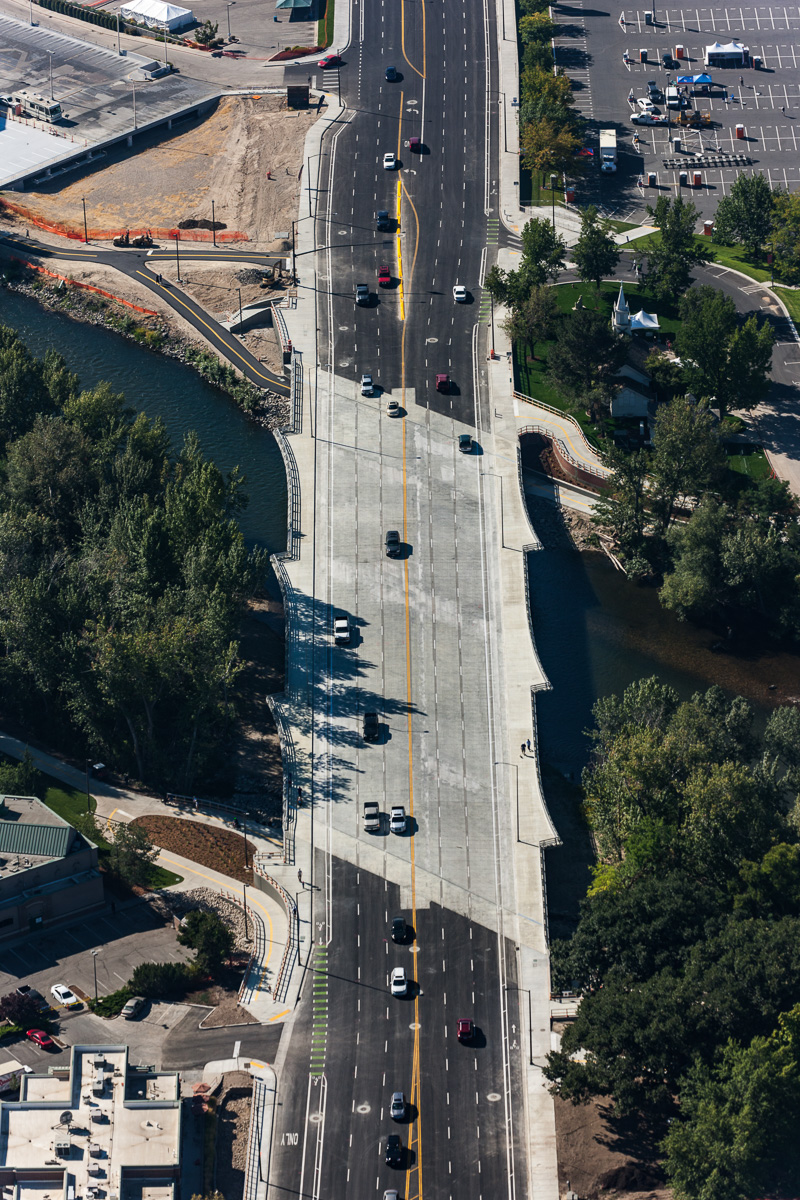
(253, 860, 298, 1002)
(514, 392, 609, 476)
(243, 1072, 268, 1200)
(518, 422, 608, 489)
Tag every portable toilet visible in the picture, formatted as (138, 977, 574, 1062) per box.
(675, 44, 685, 58)
(673, 135, 682, 152)
(640, 47, 648, 61)
(693, 171, 702, 187)
(736, 123, 745, 138)
(645, 11, 652, 23)
(703, 219, 714, 235)
(679, 170, 688, 186)
(648, 171, 657, 186)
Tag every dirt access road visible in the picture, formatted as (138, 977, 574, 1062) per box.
(10, 96, 316, 247)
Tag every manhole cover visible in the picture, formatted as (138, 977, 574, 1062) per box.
(486, 1093, 501, 1102)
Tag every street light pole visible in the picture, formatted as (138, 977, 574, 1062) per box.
(175, 233, 181, 282)
(132, 82, 137, 129)
(550, 172, 557, 228)
(81, 198, 89, 245)
(211, 199, 216, 247)
(291, 219, 296, 281)
(48, 54, 53, 99)
(116, 11, 121, 54)
(242, 883, 250, 939)
(225, 2, 233, 39)
(237, 287, 243, 330)
(91, 950, 99, 1002)
(85, 758, 91, 811)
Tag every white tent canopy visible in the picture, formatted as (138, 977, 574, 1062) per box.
(704, 40, 746, 64)
(630, 310, 660, 332)
(120, 0, 193, 30)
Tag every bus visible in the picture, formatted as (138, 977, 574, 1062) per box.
(7, 90, 62, 122)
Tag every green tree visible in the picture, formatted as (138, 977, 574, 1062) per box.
(194, 18, 218, 43)
(676, 286, 774, 420)
(502, 284, 558, 359)
(484, 221, 566, 315)
(521, 118, 582, 182)
(572, 205, 620, 294)
(771, 189, 800, 283)
(644, 195, 712, 300)
(0, 991, 46, 1029)
(547, 307, 627, 406)
(712, 171, 774, 257)
(177, 910, 234, 976)
(129, 961, 192, 999)
(649, 397, 725, 535)
(592, 445, 651, 563)
(108, 822, 160, 887)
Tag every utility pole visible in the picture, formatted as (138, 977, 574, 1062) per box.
(225, 1, 233, 39)
(242, 883, 250, 939)
(237, 287, 243, 330)
(550, 172, 557, 228)
(91, 950, 100, 1002)
(82, 198, 89, 244)
(291, 219, 296, 281)
(48, 54, 53, 99)
(211, 199, 216, 247)
(132, 83, 137, 129)
(116, 11, 121, 54)
(175, 233, 181, 282)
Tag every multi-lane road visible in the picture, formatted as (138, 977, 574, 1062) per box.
(270, 0, 539, 1196)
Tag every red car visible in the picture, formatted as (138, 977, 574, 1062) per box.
(26, 1029, 55, 1049)
(436, 374, 450, 393)
(318, 54, 342, 68)
(457, 1018, 474, 1043)
(378, 265, 391, 287)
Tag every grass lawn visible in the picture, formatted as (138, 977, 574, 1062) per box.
(773, 287, 800, 324)
(631, 232, 774, 285)
(316, 0, 334, 48)
(726, 447, 773, 481)
(513, 343, 602, 448)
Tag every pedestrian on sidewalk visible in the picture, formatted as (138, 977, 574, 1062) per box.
(527, 739, 532, 753)
(193, 797, 198, 811)
(520, 743, 526, 757)
(298, 868, 303, 885)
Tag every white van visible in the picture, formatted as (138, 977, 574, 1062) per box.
(665, 86, 681, 108)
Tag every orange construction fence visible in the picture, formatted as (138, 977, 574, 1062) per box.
(7, 256, 159, 316)
(0, 200, 248, 244)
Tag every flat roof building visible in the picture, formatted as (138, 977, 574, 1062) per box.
(0, 795, 104, 941)
(0, 1046, 181, 1200)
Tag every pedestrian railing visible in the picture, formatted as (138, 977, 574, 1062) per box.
(514, 392, 609, 477)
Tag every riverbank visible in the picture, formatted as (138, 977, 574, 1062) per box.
(0, 261, 290, 432)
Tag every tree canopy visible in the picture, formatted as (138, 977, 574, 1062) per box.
(644, 196, 712, 300)
(546, 677, 800, 1198)
(0, 328, 266, 789)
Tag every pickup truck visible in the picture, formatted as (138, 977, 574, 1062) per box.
(390, 805, 407, 834)
(334, 617, 351, 644)
(363, 801, 381, 832)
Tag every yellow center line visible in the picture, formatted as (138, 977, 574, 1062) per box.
(399, 111, 423, 1200)
(132, 270, 286, 390)
(401, 0, 426, 80)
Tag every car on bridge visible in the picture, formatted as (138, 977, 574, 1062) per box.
(383, 152, 398, 170)
(436, 374, 450, 392)
(385, 1134, 402, 1166)
(390, 1092, 406, 1120)
(385, 65, 397, 81)
(356, 284, 370, 305)
(458, 433, 473, 454)
(386, 399, 401, 417)
(390, 805, 407, 833)
(453, 284, 467, 302)
(361, 373, 374, 395)
(391, 915, 408, 942)
(378, 265, 391, 287)
(363, 713, 380, 743)
(457, 1017, 475, 1043)
(385, 529, 401, 557)
(377, 210, 391, 231)
(390, 967, 408, 996)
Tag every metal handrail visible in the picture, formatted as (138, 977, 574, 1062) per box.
(514, 392, 609, 475)
(518, 422, 608, 482)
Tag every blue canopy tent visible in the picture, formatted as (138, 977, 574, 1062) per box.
(675, 73, 712, 84)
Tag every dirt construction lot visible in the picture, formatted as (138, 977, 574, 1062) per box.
(10, 96, 318, 245)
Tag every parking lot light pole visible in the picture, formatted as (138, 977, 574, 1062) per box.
(225, 2, 234, 40)
(48, 54, 53, 99)
(550, 173, 557, 227)
(242, 883, 250, 940)
(82, 198, 89, 245)
(91, 950, 100, 1002)
(116, 11, 121, 54)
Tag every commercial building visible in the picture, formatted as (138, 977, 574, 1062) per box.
(0, 795, 104, 941)
(0, 1045, 182, 1200)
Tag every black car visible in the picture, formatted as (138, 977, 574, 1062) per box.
(377, 210, 391, 231)
(363, 712, 379, 742)
(385, 1135, 402, 1167)
(391, 915, 407, 943)
(662, 52, 675, 68)
(385, 65, 397, 81)
(385, 529, 401, 557)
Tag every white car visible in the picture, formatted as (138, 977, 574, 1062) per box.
(383, 152, 397, 170)
(390, 805, 407, 834)
(390, 967, 408, 996)
(631, 112, 666, 125)
(361, 373, 373, 395)
(637, 97, 656, 112)
(50, 984, 81, 1009)
(453, 285, 467, 302)
(333, 616, 351, 644)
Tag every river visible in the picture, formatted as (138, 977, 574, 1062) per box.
(0, 290, 288, 555)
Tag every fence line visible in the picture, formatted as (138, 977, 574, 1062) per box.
(518, 422, 608, 485)
(514, 391, 608, 474)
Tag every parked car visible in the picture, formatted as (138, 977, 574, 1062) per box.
(121, 996, 145, 1021)
(26, 1029, 55, 1049)
(50, 984, 81, 1010)
(631, 111, 667, 124)
(16, 986, 47, 1011)
(637, 97, 656, 112)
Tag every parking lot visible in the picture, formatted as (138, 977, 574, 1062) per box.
(0, 899, 191, 1005)
(553, 0, 800, 220)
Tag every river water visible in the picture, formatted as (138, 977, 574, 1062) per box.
(3, 291, 798, 778)
(0, 290, 288, 555)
